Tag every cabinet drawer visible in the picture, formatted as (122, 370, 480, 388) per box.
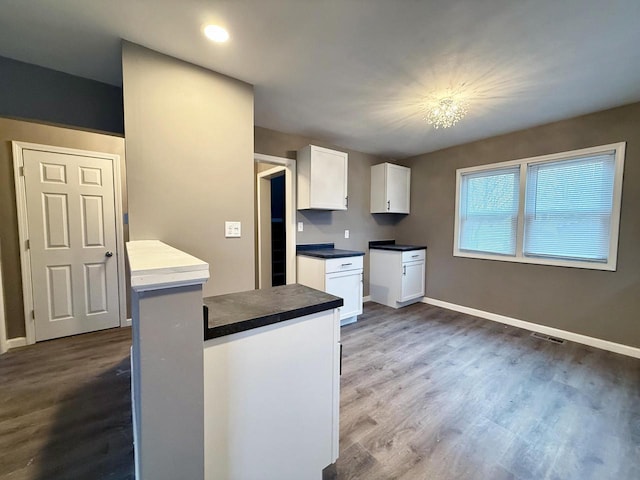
(325, 256, 363, 274)
(402, 249, 425, 263)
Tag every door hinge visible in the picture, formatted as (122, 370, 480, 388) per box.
(25, 239, 30, 250)
(31, 310, 35, 320)
(19, 166, 24, 176)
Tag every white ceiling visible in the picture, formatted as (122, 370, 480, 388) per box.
(1, 0, 640, 158)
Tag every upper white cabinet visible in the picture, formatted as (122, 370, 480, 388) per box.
(370, 163, 411, 214)
(297, 145, 348, 210)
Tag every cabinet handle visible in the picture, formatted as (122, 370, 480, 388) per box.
(345, 196, 348, 208)
(412, 254, 419, 258)
(341, 262, 352, 267)
(339, 343, 343, 376)
(403, 265, 407, 275)
(387, 200, 390, 211)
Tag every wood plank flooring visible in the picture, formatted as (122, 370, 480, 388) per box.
(0, 327, 133, 480)
(334, 302, 640, 480)
(1, 303, 639, 479)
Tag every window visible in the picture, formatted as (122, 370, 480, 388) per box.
(454, 143, 625, 271)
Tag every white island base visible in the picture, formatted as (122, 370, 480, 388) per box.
(204, 309, 340, 479)
(128, 240, 342, 480)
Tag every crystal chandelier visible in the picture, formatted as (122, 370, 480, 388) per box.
(425, 96, 468, 129)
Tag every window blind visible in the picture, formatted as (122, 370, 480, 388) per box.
(459, 166, 520, 256)
(524, 153, 616, 262)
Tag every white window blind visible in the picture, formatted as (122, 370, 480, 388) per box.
(459, 166, 520, 256)
(524, 153, 616, 263)
(454, 142, 624, 271)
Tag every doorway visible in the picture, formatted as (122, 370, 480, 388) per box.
(255, 154, 296, 289)
(12, 142, 125, 343)
(270, 173, 286, 286)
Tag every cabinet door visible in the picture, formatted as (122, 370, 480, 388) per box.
(310, 147, 348, 210)
(326, 270, 363, 320)
(400, 260, 424, 301)
(386, 164, 410, 213)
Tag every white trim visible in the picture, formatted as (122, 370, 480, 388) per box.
(7, 337, 27, 349)
(254, 153, 291, 165)
(254, 153, 297, 285)
(0, 242, 7, 355)
(453, 142, 626, 272)
(123, 318, 132, 327)
(363, 295, 371, 303)
(12, 141, 127, 344)
(423, 297, 640, 359)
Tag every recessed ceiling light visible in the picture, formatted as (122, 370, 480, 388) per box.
(204, 25, 229, 43)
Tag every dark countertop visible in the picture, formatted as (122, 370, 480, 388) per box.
(296, 243, 365, 259)
(369, 240, 427, 252)
(203, 283, 343, 340)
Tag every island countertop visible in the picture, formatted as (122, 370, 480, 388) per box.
(203, 283, 343, 340)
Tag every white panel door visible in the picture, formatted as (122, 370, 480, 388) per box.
(400, 260, 425, 302)
(326, 270, 363, 320)
(23, 149, 120, 341)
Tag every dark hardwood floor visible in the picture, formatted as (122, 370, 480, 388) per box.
(1, 303, 639, 479)
(0, 327, 133, 480)
(335, 302, 640, 480)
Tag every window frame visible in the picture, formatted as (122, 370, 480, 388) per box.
(453, 142, 626, 271)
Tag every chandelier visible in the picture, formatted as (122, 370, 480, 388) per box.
(425, 96, 468, 129)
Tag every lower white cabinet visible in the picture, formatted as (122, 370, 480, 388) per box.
(370, 249, 425, 308)
(298, 255, 363, 325)
(203, 308, 341, 480)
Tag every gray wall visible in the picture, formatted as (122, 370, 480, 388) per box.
(0, 117, 126, 339)
(123, 43, 255, 298)
(255, 126, 403, 296)
(0, 55, 123, 134)
(395, 102, 640, 348)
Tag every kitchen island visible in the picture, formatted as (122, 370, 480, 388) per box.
(127, 240, 343, 480)
(203, 283, 343, 479)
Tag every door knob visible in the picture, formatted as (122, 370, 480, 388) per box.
(105, 251, 113, 257)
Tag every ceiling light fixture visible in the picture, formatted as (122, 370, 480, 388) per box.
(424, 96, 468, 129)
(204, 25, 229, 43)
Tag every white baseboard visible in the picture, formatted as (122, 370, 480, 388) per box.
(423, 297, 640, 359)
(363, 295, 371, 303)
(122, 318, 132, 327)
(6, 337, 27, 350)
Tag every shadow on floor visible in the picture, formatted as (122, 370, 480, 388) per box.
(33, 357, 134, 480)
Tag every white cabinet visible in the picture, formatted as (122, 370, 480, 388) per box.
(204, 308, 341, 479)
(297, 145, 348, 210)
(401, 260, 425, 301)
(370, 162, 411, 213)
(326, 271, 362, 320)
(298, 255, 363, 325)
(370, 248, 425, 308)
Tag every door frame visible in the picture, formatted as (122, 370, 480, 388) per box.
(12, 141, 126, 345)
(254, 153, 296, 285)
(257, 166, 286, 288)
(0, 241, 7, 354)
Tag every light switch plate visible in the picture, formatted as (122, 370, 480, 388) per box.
(298, 222, 304, 232)
(344, 229, 350, 239)
(225, 221, 241, 238)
